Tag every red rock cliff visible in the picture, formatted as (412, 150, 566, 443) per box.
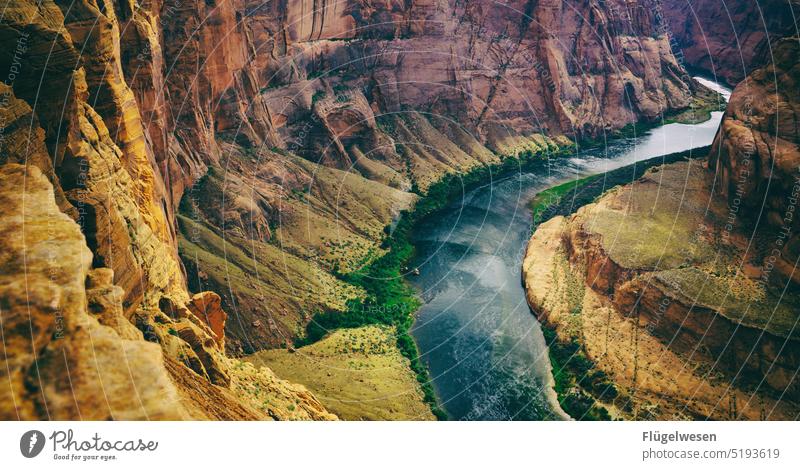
(662, 0, 798, 85)
(522, 34, 800, 420)
(709, 36, 800, 287)
(0, 0, 713, 418)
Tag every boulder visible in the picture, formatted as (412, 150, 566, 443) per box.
(187, 292, 227, 351)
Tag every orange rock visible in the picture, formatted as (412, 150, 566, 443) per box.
(187, 292, 228, 351)
(0, 164, 185, 420)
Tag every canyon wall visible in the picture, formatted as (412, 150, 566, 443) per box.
(0, 162, 334, 419)
(0, 0, 336, 419)
(0, 0, 705, 419)
(710, 35, 800, 288)
(523, 35, 800, 420)
(662, 0, 798, 85)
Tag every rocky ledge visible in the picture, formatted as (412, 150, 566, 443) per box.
(0, 164, 335, 420)
(523, 34, 800, 421)
(523, 160, 800, 420)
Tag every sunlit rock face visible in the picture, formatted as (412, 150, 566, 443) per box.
(0, 163, 183, 420)
(0, 160, 335, 420)
(0, 1, 337, 420)
(0, 0, 744, 420)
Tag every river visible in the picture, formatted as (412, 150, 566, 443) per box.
(408, 77, 732, 420)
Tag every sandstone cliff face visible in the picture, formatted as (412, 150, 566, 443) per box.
(0, 0, 703, 419)
(0, 3, 335, 418)
(264, 0, 695, 152)
(114, 0, 699, 185)
(523, 161, 800, 420)
(0, 0, 185, 318)
(662, 0, 798, 85)
(0, 164, 182, 420)
(710, 36, 800, 287)
(0, 162, 335, 420)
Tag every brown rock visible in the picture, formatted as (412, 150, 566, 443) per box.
(0, 0, 702, 355)
(0, 0, 340, 420)
(709, 36, 800, 288)
(158, 295, 192, 320)
(85, 268, 142, 341)
(175, 319, 231, 387)
(187, 292, 228, 351)
(662, 0, 797, 85)
(5, 0, 776, 421)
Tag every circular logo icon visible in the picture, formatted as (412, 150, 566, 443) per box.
(20, 430, 45, 458)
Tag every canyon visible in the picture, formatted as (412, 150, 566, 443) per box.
(0, 0, 796, 420)
(662, 0, 799, 85)
(523, 34, 800, 419)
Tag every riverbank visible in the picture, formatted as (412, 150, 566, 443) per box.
(528, 147, 710, 230)
(523, 158, 800, 420)
(290, 77, 729, 420)
(525, 147, 708, 420)
(302, 140, 574, 419)
(578, 76, 727, 148)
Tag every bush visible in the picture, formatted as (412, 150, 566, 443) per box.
(301, 144, 570, 420)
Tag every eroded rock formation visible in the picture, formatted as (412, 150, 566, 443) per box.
(710, 36, 800, 287)
(0, 0, 720, 419)
(523, 39, 800, 419)
(0, 164, 183, 420)
(662, 0, 798, 85)
(0, 163, 335, 420)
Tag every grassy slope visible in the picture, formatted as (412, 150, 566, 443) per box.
(248, 325, 436, 420)
(302, 140, 572, 419)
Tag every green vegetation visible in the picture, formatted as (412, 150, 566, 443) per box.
(542, 326, 614, 421)
(529, 175, 600, 226)
(332, 83, 349, 96)
(577, 80, 725, 149)
(302, 144, 572, 420)
(311, 90, 327, 105)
